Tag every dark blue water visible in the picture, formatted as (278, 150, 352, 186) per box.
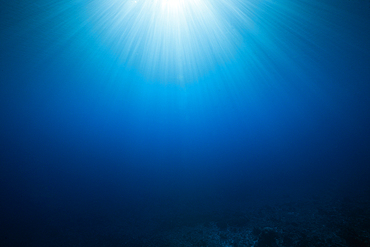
(1, 0, 370, 246)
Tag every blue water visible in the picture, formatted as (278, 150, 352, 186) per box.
(1, 0, 370, 246)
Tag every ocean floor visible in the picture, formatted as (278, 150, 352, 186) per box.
(12, 189, 369, 247)
(1, 188, 370, 247)
(142, 193, 370, 247)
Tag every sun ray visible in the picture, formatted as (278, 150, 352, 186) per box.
(85, 0, 256, 83)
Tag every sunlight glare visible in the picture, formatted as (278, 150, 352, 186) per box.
(87, 0, 255, 83)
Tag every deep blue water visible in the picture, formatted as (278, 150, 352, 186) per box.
(1, 0, 370, 246)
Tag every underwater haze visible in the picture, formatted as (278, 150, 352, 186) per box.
(1, 0, 370, 246)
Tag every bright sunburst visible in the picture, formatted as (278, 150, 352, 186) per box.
(86, 0, 256, 83)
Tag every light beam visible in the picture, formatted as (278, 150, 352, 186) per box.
(86, 0, 255, 83)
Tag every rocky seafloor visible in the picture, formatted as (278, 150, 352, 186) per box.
(138, 192, 370, 247)
(3, 190, 370, 247)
